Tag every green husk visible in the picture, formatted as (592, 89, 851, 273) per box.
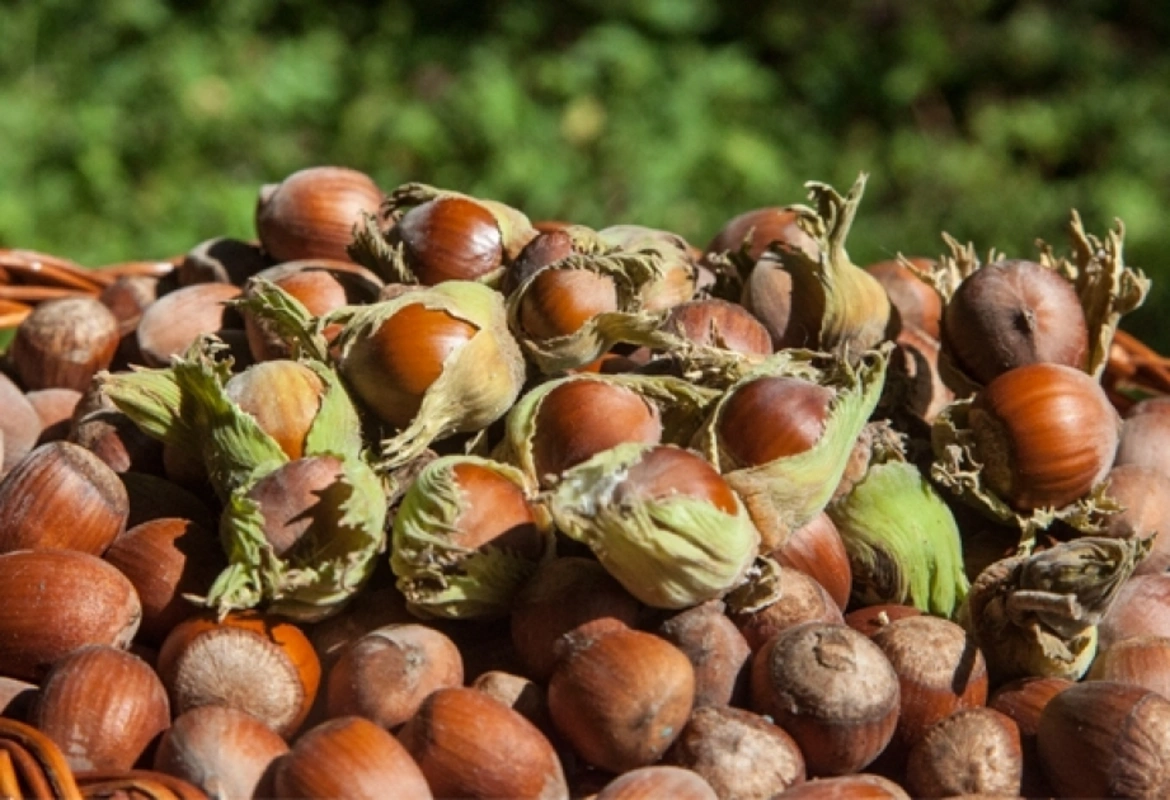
(505, 252, 679, 375)
(198, 454, 389, 621)
(692, 346, 889, 552)
(539, 442, 761, 609)
(826, 434, 969, 618)
(101, 337, 286, 500)
(962, 536, 1151, 681)
(496, 372, 721, 486)
(330, 281, 527, 471)
(101, 336, 366, 501)
(390, 455, 554, 619)
(931, 396, 1123, 551)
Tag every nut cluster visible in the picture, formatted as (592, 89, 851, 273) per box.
(0, 164, 1165, 798)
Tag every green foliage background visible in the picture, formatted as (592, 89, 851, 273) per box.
(4, 0, 1170, 347)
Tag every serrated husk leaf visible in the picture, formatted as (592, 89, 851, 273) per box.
(596, 224, 698, 311)
(539, 442, 760, 609)
(348, 212, 418, 286)
(962, 536, 1151, 681)
(98, 363, 198, 452)
(506, 252, 678, 375)
(768, 175, 892, 357)
(693, 346, 889, 552)
(200, 454, 389, 621)
(390, 455, 554, 619)
(231, 277, 332, 361)
(330, 281, 526, 472)
(827, 456, 969, 617)
(930, 397, 1123, 551)
(496, 372, 721, 485)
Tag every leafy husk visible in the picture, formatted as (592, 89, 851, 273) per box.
(765, 174, 893, 357)
(930, 396, 1123, 551)
(495, 371, 721, 486)
(505, 251, 680, 375)
(692, 346, 890, 552)
(230, 276, 333, 361)
(390, 455, 554, 619)
(539, 442, 761, 609)
(347, 182, 535, 287)
(100, 336, 365, 501)
(961, 535, 1151, 681)
(826, 429, 969, 618)
(329, 280, 527, 471)
(198, 454, 389, 621)
(596, 224, 698, 311)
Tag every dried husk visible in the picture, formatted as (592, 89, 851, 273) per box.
(962, 536, 1152, 682)
(692, 346, 889, 552)
(910, 213, 1150, 396)
(390, 455, 554, 619)
(596, 224, 698, 311)
(538, 442, 761, 609)
(763, 175, 893, 357)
